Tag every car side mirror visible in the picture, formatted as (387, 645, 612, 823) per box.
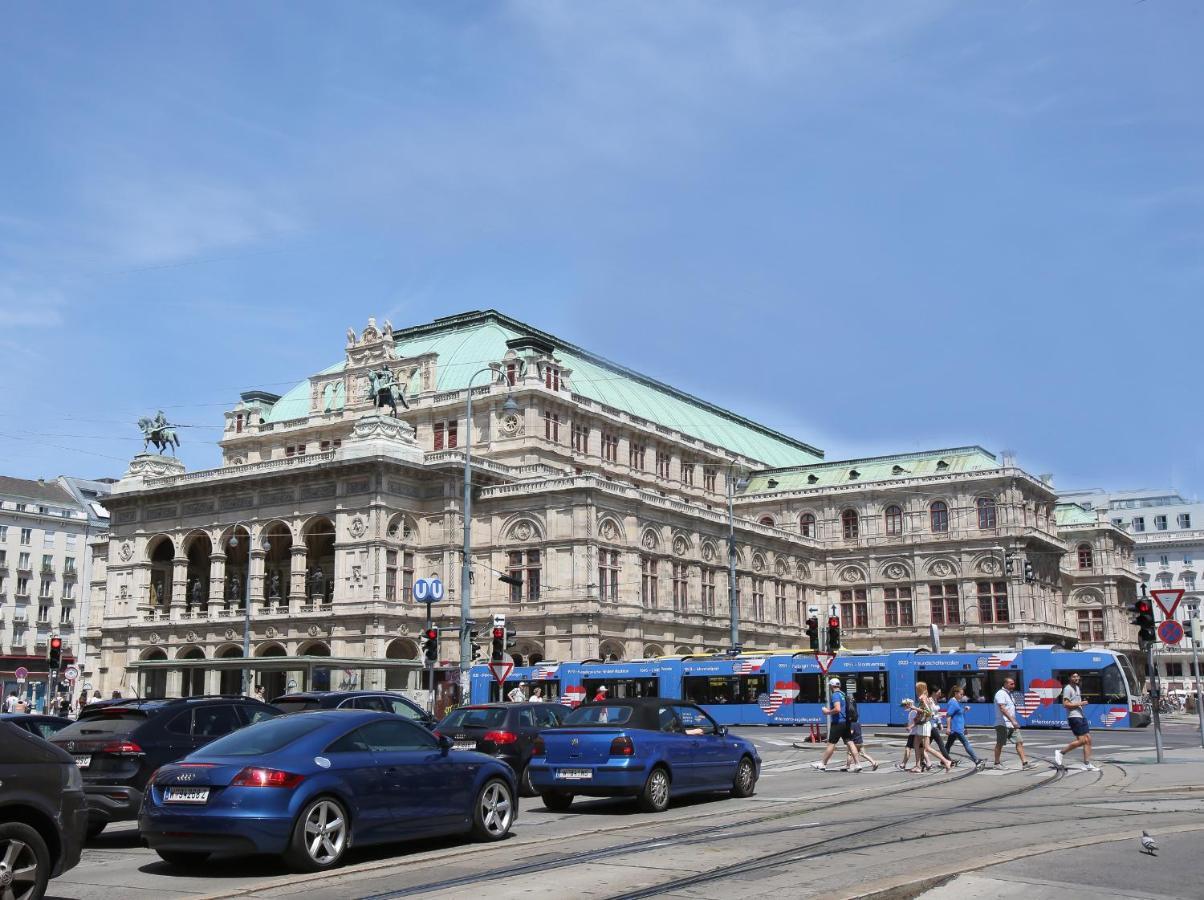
(716, 725, 728, 736)
(437, 733, 453, 755)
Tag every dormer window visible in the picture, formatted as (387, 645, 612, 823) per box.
(235, 413, 244, 434)
(936, 460, 949, 471)
(544, 365, 560, 391)
(506, 363, 518, 386)
(891, 465, 907, 475)
(848, 469, 860, 480)
(807, 474, 819, 485)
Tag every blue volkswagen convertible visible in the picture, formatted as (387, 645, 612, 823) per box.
(528, 698, 760, 813)
(139, 710, 517, 871)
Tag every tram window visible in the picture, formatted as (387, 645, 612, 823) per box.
(794, 674, 825, 703)
(843, 672, 888, 703)
(683, 675, 768, 705)
(1054, 667, 1127, 705)
(582, 678, 659, 699)
(917, 670, 1023, 704)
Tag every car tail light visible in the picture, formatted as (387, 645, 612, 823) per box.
(484, 730, 518, 745)
(609, 736, 634, 757)
(100, 740, 143, 756)
(231, 767, 305, 788)
(532, 736, 545, 756)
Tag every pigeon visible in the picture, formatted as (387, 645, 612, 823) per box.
(1141, 831, 1158, 856)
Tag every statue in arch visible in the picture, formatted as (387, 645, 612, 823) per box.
(266, 569, 282, 600)
(189, 577, 204, 607)
(227, 573, 242, 601)
(308, 566, 326, 600)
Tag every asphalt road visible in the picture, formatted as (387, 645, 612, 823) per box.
(48, 719, 1204, 900)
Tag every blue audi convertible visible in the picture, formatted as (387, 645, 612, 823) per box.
(528, 698, 760, 812)
(139, 710, 517, 871)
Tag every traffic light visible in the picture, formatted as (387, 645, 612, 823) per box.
(420, 627, 438, 663)
(1023, 560, 1035, 583)
(1130, 595, 1156, 647)
(491, 626, 505, 662)
(47, 636, 63, 669)
(806, 617, 819, 651)
(827, 615, 841, 652)
(1005, 553, 1015, 576)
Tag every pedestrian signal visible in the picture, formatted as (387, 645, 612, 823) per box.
(421, 627, 439, 663)
(805, 617, 819, 651)
(491, 626, 505, 663)
(1130, 597, 1156, 647)
(827, 615, 841, 652)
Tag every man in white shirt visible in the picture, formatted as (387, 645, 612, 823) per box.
(992, 676, 1031, 768)
(1054, 673, 1099, 771)
(3, 692, 17, 714)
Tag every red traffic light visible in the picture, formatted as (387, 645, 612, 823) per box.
(828, 616, 840, 628)
(424, 628, 438, 641)
(50, 637, 63, 649)
(1135, 600, 1152, 614)
(492, 627, 505, 640)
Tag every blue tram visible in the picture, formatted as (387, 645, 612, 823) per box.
(469, 646, 1149, 730)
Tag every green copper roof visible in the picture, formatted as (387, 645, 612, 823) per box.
(263, 311, 822, 468)
(742, 446, 1000, 493)
(1055, 503, 1097, 526)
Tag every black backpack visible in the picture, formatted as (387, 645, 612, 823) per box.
(845, 693, 859, 724)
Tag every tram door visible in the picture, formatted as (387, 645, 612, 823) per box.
(582, 677, 658, 699)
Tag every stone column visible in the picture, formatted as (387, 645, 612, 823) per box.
(171, 558, 188, 620)
(289, 546, 307, 612)
(250, 549, 267, 609)
(209, 553, 225, 611)
(165, 667, 183, 697)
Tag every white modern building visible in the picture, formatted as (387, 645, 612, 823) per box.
(0, 475, 112, 707)
(1061, 489, 1204, 694)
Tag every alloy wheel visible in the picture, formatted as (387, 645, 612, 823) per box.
(480, 781, 513, 836)
(0, 837, 39, 900)
(303, 800, 347, 865)
(649, 770, 669, 807)
(736, 759, 754, 793)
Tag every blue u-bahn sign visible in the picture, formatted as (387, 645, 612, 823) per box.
(412, 578, 445, 603)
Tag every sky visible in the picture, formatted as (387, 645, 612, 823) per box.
(1, 2, 1201, 497)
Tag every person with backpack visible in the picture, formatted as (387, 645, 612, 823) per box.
(811, 677, 864, 771)
(841, 690, 879, 771)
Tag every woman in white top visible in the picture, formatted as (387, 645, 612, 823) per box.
(914, 681, 952, 773)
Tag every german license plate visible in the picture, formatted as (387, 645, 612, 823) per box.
(164, 787, 210, 804)
(454, 741, 477, 751)
(556, 768, 593, 781)
(73, 755, 91, 769)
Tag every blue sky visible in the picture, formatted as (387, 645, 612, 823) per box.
(1, 2, 1201, 496)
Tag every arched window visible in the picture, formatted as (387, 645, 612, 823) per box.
(799, 513, 816, 538)
(884, 505, 903, 536)
(976, 497, 997, 529)
(758, 516, 775, 527)
(929, 501, 949, 533)
(1077, 544, 1094, 570)
(841, 509, 859, 540)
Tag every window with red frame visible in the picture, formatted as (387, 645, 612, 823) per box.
(800, 513, 816, 538)
(976, 497, 997, 529)
(841, 510, 859, 540)
(544, 411, 560, 442)
(977, 581, 1008, 623)
(1077, 544, 1094, 569)
(928, 582, 960, 625)
(930, 501, 949, 533)
(884, 586, 913, 627)
(884, 505, 903, 536)
(840, 588, 868, 628)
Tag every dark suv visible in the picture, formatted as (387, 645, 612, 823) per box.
(270, 691, 436, 729)
(435, 702, 570, 795)
(0, 721, 88, 898)
(50, 695, 279, 837)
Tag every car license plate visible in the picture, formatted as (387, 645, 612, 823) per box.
(454, 741, 477, 751)
(73, 755, 91, 769)
(163, 787, 210, 804)
(556, 768, 593, 781)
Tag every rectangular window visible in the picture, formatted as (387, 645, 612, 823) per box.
(751, 578, 765, 621)
(672, 562, 689, 613)
(41, 554, 53, 572)
(433, 422, 444, 451)
(447, 420, 458, 448)
(1137, 556, 1146, 567)
(62, 581, 74, 599)
(572, 423, 589, 453)
(64, 556, 75, 574)
(18, 552, 30, 570)
(384, 550, 413, 603)
(1161, 555, 1170, 567)
(1179, 513, 1192, 529)
(544, 366, 560, 391)
(38, 579, 52, 598)
(60, 606, 72, 624)
(884, 586, 913, 627)
(1185, 553, 1194, 566)
(43, 530, 56, 548)
(1166, 662, 1184, 678)
(928, 583, 960, 626)
(296, 444, 305, 455)
(704, 468, 717, 493)
(681, 463, 695, 487)
(839, 588, 868, 629)
(977, 581, 1009, 623)
(1077, 609, 1105, 643)
(1133, 517, 1145, 532)
(508, 550, 541, 602)
(66, 532, 77, 549)
(774, 581, 787, 624)
(236, 412, 243, 433)
(683, 674, 769, 705)
(641, 557, 658, 609)
(20, 529, 31, 546)
(602, 432, 618, 462)
(628, 442, 646, 470)
(37, 604, 50, 623)
(16, 577, 29, 596)
(506, 363, 517, 386)
(599, 550, 620, 602)
(1155, 515, 1168, 531)
(544, 411, 560, 442)
(702, 568, 716, 615)
(656, 450, 671, 479)
(0, 526, 7, 541)
(285, 445, 295, 457)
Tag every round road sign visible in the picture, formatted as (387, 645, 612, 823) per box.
(14, 666, 28, 682)
(64, 665, 80, 681)
(1157, 619, 1184, 645)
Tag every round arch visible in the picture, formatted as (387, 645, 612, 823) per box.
(139, 647, 168, 699)
(147, 536, 175, 607)
(385, 637, 418, 690)
(302, 517, 336, 602)
(298, 640, 331, 657)
(175, 645, 205, 660)
(215, 643, 243, 658)
(140, 647, 167, 661)
(177, 645, 205, 697)
(642, 644, 665, 658)
(674, 645, 693, 656)
(183, 531, 212, 611)
(599, 639, 625, 662)
(261, 520, 294, 603)
(255, 641, 287, 658)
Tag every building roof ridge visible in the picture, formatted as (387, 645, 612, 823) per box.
(393, 308, 825, 460)
(753, 445, 996, 476)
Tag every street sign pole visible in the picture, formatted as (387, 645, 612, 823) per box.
(1146, 640, 1164, 764)
(1188, 604, 1204, 750)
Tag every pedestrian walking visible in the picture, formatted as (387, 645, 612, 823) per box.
(14, 696, 28, 714)
(811, 677, 862, 771)
(1054, 672, 1099, 771)
(92, 690, 102, 703)
(507, 684, 527, 703)
(592, 685, 609, 702)
(254, 685, 266, 703)
(915, 681, 952, 772)
(3, 691, 16, 714)
(897, 699, 918, 770)
(992, 676, 1032, 768)
(843, 716, 879, 771)
(943, 685, 982, 767)
(529, 687, 544, 702)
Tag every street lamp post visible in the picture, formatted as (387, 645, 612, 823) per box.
(726, 466, 750, 653)
(459, 368, 518, 691)
(227, 525, 267, 696)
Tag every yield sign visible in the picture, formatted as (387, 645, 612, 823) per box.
(815, 652, 837, 675)
(1151, 589, 1185, 619)
(488, 661, 514, 684)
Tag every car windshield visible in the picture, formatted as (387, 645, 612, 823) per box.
(440, 707, 508, 729)
(562, 705, 634, 726)
(271, 698, 323, 714)
(54, 712, 148, 738)
(195, 715, 323, 757)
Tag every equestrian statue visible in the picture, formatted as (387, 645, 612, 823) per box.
(138, 410, 181, 455)
(366, 366, 410, 417)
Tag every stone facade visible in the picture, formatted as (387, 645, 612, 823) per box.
(87, 312, 1142, 698)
